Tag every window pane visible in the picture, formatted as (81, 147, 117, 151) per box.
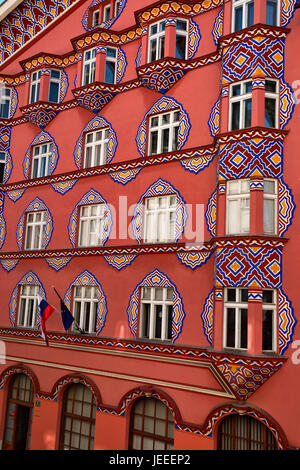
(266, 0, 278, 26)
(150, 130, 158, 155)
(162, 128, 169, 153)
(263, 309, 274, 350)
(154, 305, 163, 339)
(240, 309, 248, 349)
(49, 81, 59, 103)
(265, 97, 276, 128)
(226, 308, 236, 347)
(227, 199, 239, 234)
(105, 60, 116, 84)
(227, 288, 236, 302)
(244, 98, 252, 128)
(247, 1, 254, 27)
(175, 34, 186, 59)
(234, 6, 243, 32)
(263, 290, 274, 304)
(141, 304, 150, 338)
(231, 101, 240, 130)
(263, 198, 275, 234)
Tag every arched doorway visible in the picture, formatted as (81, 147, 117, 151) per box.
(59, 382, 96, 450)
(217, 413, 278, 450)
(3, 373, 34, 450)
(129, 397, 174, 450)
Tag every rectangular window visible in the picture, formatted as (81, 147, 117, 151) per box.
(0, 151, 6, 183)
(148, 20, 166, 63)
(0, 87, 11, 118)
(262, 289, 276, 352)
(148, 110, 180, 156)
(24, 211, 47, 250)
(105, 47, 117, 84)
(92, 10, 99, 27)
(48, 70, 61, 103)
(84, 128, 109, 168)
(232, 0, 254, 32)
(31, 142, 53, 179)
(226, 179, 250, 235)
(266, 0, 279, 26)
(224, 288, 248, 350)
(265, 79, 279, 128)
(263, 179, 277, 235)
(229, 80, 252, 131)
(78, 204, 106, 247)
(29, 71, 41, 104)
(140, 287, 173, 341)
(144, 195, 177, 243)
(103, 4, 111, 21)
(18, 285, 39, 328)
(82, 49, 96, 86)
(175, 19, 188, 60)
(73, 286, 99, 334)
(114, 0, 121, 16)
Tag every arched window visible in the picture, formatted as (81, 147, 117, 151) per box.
(3, 373, 34, 450)
(217, 414, 278, 450)
(59, 383, 96, 450)
(129, 397, 174, 450)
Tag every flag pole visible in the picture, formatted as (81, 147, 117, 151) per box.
(52, 285, 84, 334)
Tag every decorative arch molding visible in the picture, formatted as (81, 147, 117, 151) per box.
(63, 270, 108, 335)
(203, 403, 290, 449)
(23, 131, 59, 180)
(130, 178, 187, 244)
(0, 364, 40, 394)
(16, 197, 54, 250)
(135, 96, 191, 157)
(8, 271, 46, 328)
(82, 0, 127, 31)
(127, 269, 185, 342)
(68, 188, 113, 247)
(73, 115, 118, 170)
(48, 373, 102, 409)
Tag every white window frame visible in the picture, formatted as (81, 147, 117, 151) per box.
(148, 109, 180, 156)
(143, 195, 177, 243)
(175, 18, 189, 60)
(31, 142, 53, 179)
(105, 47, 117, 84)
(92, 9, 100, 27)
(0, 86, 11, 119)
(17, 285, 40, 328)
(232, 0, 254, 32)
(263, 178, 278, 235)
(148, 20, 166, 63)
(0, 151, 6, 183)
(114, 0, 121, 16)
(103, 3, 111, 21)
(226, 179, 250, 235)
(139, 286, 173, 341)
(48, 69, 61, 103)
(24, 211, 47, 250)
(84, 128, 109, 168)
(72, 285, 99, 334)
(265, 79, 279, 129)
(29, 71, 41, 104)
(224, 287, 248, 350)
(262, 289, 277, 352)
(78, 203, 106, 247)
(82, 48, 97, 86)
(229, 79, 252, 131)
(266, 0, 281, 27)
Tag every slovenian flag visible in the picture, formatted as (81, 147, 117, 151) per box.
(37, 295, 54, 346)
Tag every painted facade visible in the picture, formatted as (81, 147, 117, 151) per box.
(0, 0, 299, 450)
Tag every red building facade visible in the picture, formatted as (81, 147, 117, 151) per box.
(0, 0, 299, 450)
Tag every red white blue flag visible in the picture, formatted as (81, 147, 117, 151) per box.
(37, 295, 54, 346)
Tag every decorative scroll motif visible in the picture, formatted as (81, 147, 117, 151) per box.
(109, 169, 141, 185)
(0, 126, 12, 184)
(68, 189, 113, 247)
(45, 257, 72, 271)
(278, 288, 296, 355)
(180, 152, 215, 174)
(6, 189, 26, 202)
(51, 179, 78, 195)
(0, 259, 19, 272)
(280, 80, 296, 129)
(131, 179, 187, 243)
(118, 389, 177, 419)
(177, 251, 212, 270)
(215, 247, 282, 288)
(281, 0, 297, 26)
(103, 254, 138, 270)
(64, 270, 107, 335)
(222, 38, 285, 84)
(23, 131, 59, 180)
(205, 190, 217, 237)
(208, 96, 220, 137)
(116, 47, 127, 84)
(278, 178, 295, 236)
(213, 355, 284, 401)
(73, 115, 117, 169)
(8, 271, 46, 327)
(0, 191, 6, 249)
(136, 96, 190, 156)
(16, 197, 53, 250)
(50, 374, 102, 408)
(59, 69, 69, 102)
(218, 138, 283, 180)
(9, 87, 18, 118)
(127, 269, 185, 342)
(212, 8, 223, 46)
(188, 18, 201, 59)
(201, 289, 214, 346)
(82, 0, 127, 31)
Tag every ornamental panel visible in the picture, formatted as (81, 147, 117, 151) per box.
(16, 197, 54, 250)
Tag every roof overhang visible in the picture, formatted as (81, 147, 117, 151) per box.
(0, 0, 23, 22)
